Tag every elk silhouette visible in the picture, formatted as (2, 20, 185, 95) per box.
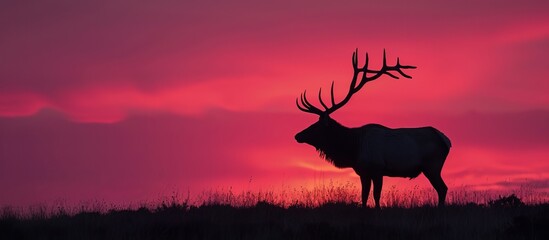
(295, 49, 451, 208)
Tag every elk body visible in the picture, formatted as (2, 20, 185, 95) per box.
(295, 50, 451, 208)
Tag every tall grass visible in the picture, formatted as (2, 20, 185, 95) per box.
(193, 181, 548, 208)
(1, 182, 548, 240)
(2, 181, 547, 218)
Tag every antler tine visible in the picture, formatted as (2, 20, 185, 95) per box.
(318, 88, 329, 110)
(352, 48, 358, 70)
(300, 91, 313, 109)
(330, 81, 336, 106)
(382, 49, 387, 69)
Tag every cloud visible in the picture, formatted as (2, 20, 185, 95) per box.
(0, 92, 47, 117)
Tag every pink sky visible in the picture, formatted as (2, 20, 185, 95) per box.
(1, 0, 548, 206)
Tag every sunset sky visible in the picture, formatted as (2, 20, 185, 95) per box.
(1, 0, 548, 207)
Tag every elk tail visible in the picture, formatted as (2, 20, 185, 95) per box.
(434, 128, 452, 149)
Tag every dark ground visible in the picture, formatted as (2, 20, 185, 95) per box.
(1, 201, 548, 240)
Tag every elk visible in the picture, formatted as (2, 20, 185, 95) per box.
(295, 49, 451, 208)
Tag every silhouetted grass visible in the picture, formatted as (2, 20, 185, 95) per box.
(1, 184, 548, 239)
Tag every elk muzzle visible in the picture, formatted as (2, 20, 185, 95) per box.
(294, 132, 306, 143)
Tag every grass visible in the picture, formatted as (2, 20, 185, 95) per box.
(1, 183, 548, 240)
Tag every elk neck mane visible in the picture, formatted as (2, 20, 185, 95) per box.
(315, 120, 359, 168)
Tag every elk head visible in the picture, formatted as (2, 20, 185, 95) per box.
(295, 49, 416, 151)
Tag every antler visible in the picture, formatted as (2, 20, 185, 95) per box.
(296, 49, 416, 116)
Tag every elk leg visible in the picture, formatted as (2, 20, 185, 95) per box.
(424, 171, 448, 206)
(360, 175, 371, 208)
(372, 175, 383, 209)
